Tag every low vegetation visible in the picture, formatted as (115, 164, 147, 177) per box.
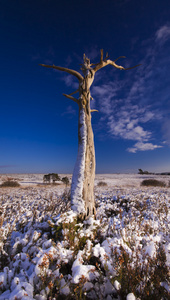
(0, 183, 169, 299)
(141, 179, 166, 187)
(97, 181, 107, 187)
(62, 176, 70, 187)
(138, 168, 151, 175)
(43, 173, 61, 184)
(0, 180, 20, 187)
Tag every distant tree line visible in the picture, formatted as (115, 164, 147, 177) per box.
(138, 169, 151, 175)
(43, 173, 70, 186)
(138, 169, 170, 175)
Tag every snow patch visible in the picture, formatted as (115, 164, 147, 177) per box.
(114, 280, 121, 290)
(126, 293, 136, 300)
(72, 250, 98, 284)
(145, 242, 156, 258)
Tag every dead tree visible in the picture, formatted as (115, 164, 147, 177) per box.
(40, 50, 140, 218)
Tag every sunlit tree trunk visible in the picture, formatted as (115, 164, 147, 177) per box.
(71, 85, 96, 217)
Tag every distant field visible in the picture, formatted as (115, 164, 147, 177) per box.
(0, 173, 170, 188)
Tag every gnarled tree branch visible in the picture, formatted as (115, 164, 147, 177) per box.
(90, 109, 98, 113)
(100, 49, 104, 62)
(114, 56, 126, 62)
(69, 89, 79, 96)
(39, 64, 83, 82)
(93, 51, 141, 73)
(63, 93, 79, 104)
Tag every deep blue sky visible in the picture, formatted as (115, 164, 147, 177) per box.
(0, 0, 170, 174)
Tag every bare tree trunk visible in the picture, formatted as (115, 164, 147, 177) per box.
(71, 101, 96, 217)
(71, 106, 87, 215)
(83, 105, 96, 217)
(40, 49, 140, 218)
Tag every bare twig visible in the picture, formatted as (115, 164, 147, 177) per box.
(91, 109, 99, 113)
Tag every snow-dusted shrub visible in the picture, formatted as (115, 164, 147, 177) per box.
(109, 244, 169, 299)
(50, 212, 99, 258)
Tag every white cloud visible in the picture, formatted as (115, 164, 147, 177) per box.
(155, 25, 170, 44)
(90, 24, 170, 152)
(62, 74, 79, 89)
(92, 83, 119, 98)
(140, 111, 155, 123)
(92, 78, 159, 150)
(92, 83, 119, 115)
(128, 78, 145, 99)
(61, 105, 76, 117)
(108, 115, 151, 141)
(92, 76, 164, 151)
(127, 120, 137, 130)
(127, 142, 162, 153)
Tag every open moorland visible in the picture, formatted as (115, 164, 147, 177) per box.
(0, 174, 169, 299)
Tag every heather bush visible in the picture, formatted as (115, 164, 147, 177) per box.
(141, 179, 166, 187)
(0, 180, 20, 187)
(97, 181, 107, 187)
(110, 244, 170, 300)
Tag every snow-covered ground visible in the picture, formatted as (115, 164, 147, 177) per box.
(0, 174, 169, 299)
